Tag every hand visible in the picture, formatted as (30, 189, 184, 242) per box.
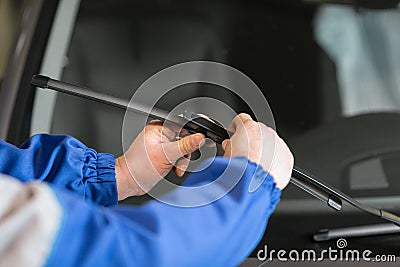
(221, 113, 294, 190)
(115, 121, 205, 200)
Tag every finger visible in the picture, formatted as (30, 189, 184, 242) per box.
(227, 113, 253, 133)
(179, 112, 212, 121)
(163, 133, 205, 161)
(179, 128, 190, 136)
(196, 113, 215, 123)
(221, 139, 230, 151)
(163, 121, 183, 135)
(148, 119, 190, 141)
(162, 126, 178, 142)
(174, 154, 191, 177)
(146, 119, 164, 126)
(144, 124, 175, 143)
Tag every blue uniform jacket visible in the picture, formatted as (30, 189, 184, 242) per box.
(0, 134, 281, 267)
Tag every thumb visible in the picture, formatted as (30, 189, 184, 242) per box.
(221, 139, 230, 151)
(162, 133, 205, 161)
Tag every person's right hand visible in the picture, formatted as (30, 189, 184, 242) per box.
(221, 113, 294, 190)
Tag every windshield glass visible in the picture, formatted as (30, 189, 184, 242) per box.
(42, 0, 400, 211)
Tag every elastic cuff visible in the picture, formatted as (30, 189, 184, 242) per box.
(82, 149, 118, 206)
(235, 159, 281, 215)
(252, 165, 282, 215)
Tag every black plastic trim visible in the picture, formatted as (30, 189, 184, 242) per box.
(0, 0, 59, 145)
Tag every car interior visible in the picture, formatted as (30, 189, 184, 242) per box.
(1, 0, 399, 262)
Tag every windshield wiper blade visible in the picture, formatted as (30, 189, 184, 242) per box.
(31, 74, 400, 226)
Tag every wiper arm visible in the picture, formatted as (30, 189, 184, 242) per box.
(292, 167, 400, 225)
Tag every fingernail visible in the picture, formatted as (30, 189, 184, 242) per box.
(192, 134, 204, 147)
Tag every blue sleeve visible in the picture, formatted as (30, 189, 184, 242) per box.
(0, 134, 117, 206)
(46, 157, 281, 267)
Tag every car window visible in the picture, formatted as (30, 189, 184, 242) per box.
(32, 0, 400, 210)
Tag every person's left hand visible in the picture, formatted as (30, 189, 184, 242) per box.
(115, 121, 206, 200)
